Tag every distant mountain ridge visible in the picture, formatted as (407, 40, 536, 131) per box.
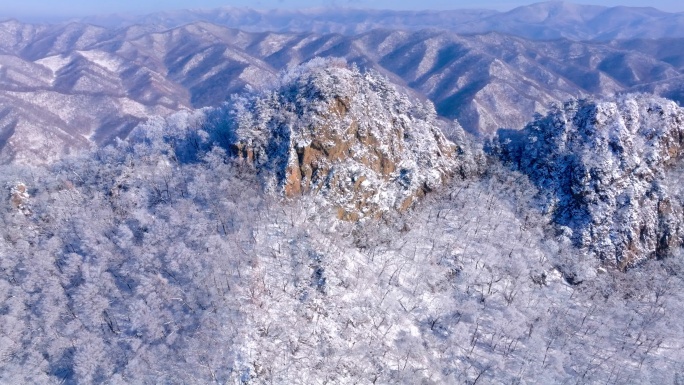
(36, 2, 684, 41)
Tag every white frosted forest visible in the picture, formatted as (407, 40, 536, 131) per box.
(1, 61, 684, 384)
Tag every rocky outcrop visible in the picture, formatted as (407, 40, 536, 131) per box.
(222, 59, 469, 220)
(9, 182, 31, 215)
(490, 94, 684, 268)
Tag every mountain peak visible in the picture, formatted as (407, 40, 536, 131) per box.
(221, 58, 473, 220)
(491, 94, 684, 268)
(502, 1, 607, 23)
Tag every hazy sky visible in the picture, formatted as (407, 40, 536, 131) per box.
(2, 0, 683, 18)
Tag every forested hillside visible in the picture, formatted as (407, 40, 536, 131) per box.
(1, 61, 683, 384)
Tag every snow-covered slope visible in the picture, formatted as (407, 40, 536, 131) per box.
(491, 94, 684, 268)
(2, 90, 683, 384)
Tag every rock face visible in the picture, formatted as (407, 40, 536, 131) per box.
(490, 94, 684, 268)
(222, 59, 466, 220)
(9, 182, 31, 215)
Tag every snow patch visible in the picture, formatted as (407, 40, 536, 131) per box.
(76, 50, 124, 72)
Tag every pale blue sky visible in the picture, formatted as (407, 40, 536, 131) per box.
(2, 0, 683, 18)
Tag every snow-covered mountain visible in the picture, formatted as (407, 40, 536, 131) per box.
(133, 60, 478, 220)
(68, 2, 684, 41)
(1, 19, 684, 164)
(219, 60, 467, 219)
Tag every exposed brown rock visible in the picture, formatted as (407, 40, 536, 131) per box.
(10, 182, 31, 215)
(226, 61, 468, 220)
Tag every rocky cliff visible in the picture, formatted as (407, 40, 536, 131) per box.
(490, 94, 684, 268)
(220, 59, 473, 220)
(9, 182, 31, 216)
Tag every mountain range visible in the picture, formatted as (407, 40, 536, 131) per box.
(0, 15, 683, 164)
(26, 2, 684, 41)
(2, 4, 684, 383)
